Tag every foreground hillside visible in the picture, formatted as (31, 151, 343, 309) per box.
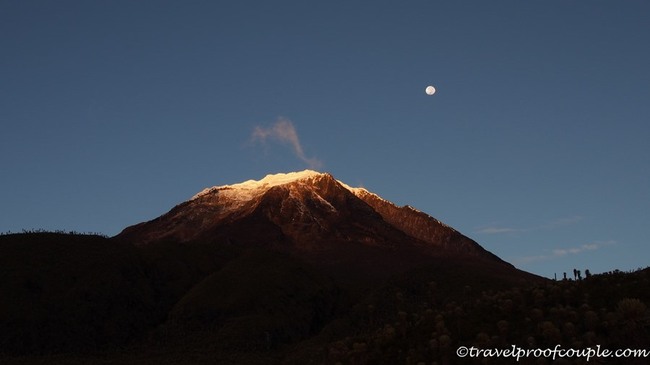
(283, 267, 650, 365)
(1, 232, 649, 364)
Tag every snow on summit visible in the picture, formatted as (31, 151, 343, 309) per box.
(190, 170, 414, 218)
(191, 170, 325, 201)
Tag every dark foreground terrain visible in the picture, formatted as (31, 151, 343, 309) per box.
(1, 232, 648, 364)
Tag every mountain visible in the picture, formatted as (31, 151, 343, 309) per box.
(110, 170, 545, 357)
(116, 170, 513, 280)
(3, 171, 648, 364)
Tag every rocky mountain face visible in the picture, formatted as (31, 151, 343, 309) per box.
(117, 171, 512, 275)
(348, 187, 507, 263)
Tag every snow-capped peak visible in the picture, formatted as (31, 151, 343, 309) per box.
(191, 170, 325, 201)
(336, 180, 391, 205)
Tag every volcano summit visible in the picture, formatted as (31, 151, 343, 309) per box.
(117, 170, 514, 279)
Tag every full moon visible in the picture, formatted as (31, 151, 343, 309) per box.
(425, 85, 436, 95)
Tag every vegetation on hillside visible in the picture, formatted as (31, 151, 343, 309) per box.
(1, 232, 648, 365)
(283, 268, 650, 364)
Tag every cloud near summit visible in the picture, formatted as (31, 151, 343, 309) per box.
(251, 118, 322, 169)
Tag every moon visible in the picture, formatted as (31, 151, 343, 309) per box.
(425, 85, 436, 95)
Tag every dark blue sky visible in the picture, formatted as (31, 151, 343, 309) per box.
(2, 1, 649, 277)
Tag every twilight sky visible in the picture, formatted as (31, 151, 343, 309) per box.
(1, 1, 649, 278)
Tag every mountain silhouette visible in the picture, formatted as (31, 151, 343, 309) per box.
(116, 170, 516, 281)
(2, 170, 568, 363)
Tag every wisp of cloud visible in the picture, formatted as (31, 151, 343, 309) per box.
(513, 240, 617, 265)
(251, 118, 322, 169)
